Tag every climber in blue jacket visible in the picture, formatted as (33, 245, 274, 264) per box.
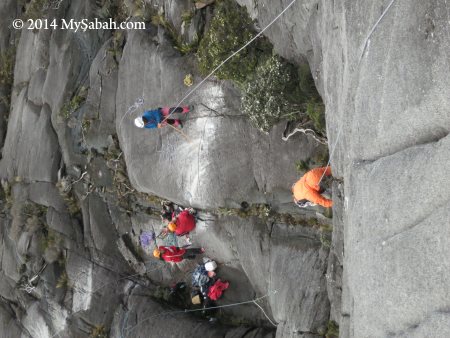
(134, 106, 191, 129)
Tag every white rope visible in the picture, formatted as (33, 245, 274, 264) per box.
(252, 299, 278, 327)
(318, 0, 398, 185)
(317, 123, 343, 185)
(161, 0, 299, 123)
(359, 0, 398, 61)
(125, 290, 278, 334)
(119, 97, 144, 131)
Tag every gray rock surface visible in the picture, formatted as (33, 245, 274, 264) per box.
(116, 27, 325, 209)
(7, 0, 448, 336)
(0, 0, 330, 334)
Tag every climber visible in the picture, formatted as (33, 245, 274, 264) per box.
(160, 201, 183, 223)
(191, 258, 218, 305)
(134, 106, 191, 129)
(292, 166, 333, 208)
(167, 208, 197, 244)
(153, 245, 205, 263)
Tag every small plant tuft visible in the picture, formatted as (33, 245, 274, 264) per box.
(181, 10, 194, 25)
(0, 180, 13, 209)
(89, 324, 108, 338)
(24, 0, 49, 20)
(152, 14, 199, 55)
(325, 320, 339, 338)
(295, 160, 310, 174)
(56, 271, 69, 289)
(60, 87, 88, 120)
(0, 47, 16, 108)
(56, 177, 81, 215)
(217, 204, 271, 219)
(40, 228, 59, 251)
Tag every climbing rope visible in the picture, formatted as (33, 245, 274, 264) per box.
(160, 0, 300, 124)
(121, 0, 300, 141)
(125, 290, 278, 335)
(252, 299, 278, 327)
(119, 97, 144, 132)
(359, 0, 399, 62)
(318, 0, 399, 185)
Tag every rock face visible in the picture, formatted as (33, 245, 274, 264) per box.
(0, 1, 332, 337)
(4, 0, 445, 336)
(235, 0, 450, 336)
(116, 28, 324, 209)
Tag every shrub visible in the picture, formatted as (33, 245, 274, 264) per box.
(197, 0, 266, 84)
(0, 47, 16, 108)
(24, 0, 49, 20)
(241, 55, 304, 132)
(306, 98, 326, 132)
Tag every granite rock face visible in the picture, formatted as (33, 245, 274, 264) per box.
(3, 0, 445, 337)
(0, 0, 332, 337)
(236, 0, 450, 336)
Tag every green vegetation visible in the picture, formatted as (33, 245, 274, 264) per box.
(217, 203, 271, 219)
(242, 55, 307, 132)
(295, 150, 329, 175)
(99, 0, 156, 21)
(24, 0, 49, 20)
(40, 228, 60, 251)
(56, 177, 81, 215)
(306, 98, 326, 132)
(324, 320, 339, 338)
(215, 202, 326, 226)
(197, 1, 325, 133)
(22, 201, 47, 218)
(81, 118, 92, 138)
(197, 0, 266, 84)
(0, 180, 13, 209)
(295, 160, 310, 174)
(0, 47, 16, 108)
(181, 10, 194, 25)
(152, 14, 199, 55)
(96, 0, 128, 22)
(60, 87, 87, 120)
(108, 30, 125, 65)
(56, 271, 69, 289)
(319, 223, 333, 248)
(89, 325, 108, 338)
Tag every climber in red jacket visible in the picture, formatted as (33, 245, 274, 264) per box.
(153, 246, 205, 263)
(167, 209, 196, 244)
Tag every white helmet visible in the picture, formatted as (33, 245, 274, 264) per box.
(134, 117, 145, 128)
(205, 261, 217, 272)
